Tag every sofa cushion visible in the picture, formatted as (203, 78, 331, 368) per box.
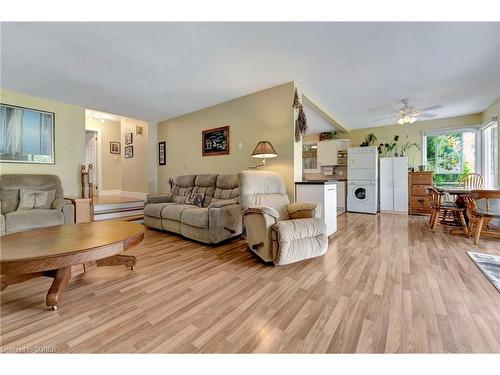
(17, 189, 56, 210)
(0, 189, 20, 214)
(144, 202, 175, 219)
(185, 192, 205, 207)
(206, 174, 239, 206)
(171, 175, 196, 199)
(162, 204, 193, 222)
(181, 207, 209, 229)
(192, 174, 218, 207)
(0, 174, 64, 201)
(5, 209, 64, 234)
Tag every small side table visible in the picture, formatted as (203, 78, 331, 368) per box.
(65, 197, 92, 223)
(63, 197, 93, 276)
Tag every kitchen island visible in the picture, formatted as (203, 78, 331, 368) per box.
(295, 181, 341, 237)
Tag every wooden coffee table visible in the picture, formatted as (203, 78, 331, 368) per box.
(0, 221, 144, 310)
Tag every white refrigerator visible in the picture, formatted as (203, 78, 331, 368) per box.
(380, 157, 408, 213)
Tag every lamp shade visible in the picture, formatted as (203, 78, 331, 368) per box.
(251, 141, 277, 159)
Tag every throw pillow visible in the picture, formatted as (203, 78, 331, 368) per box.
(17, 189, 56, 211)
(185, 192, 205, 208)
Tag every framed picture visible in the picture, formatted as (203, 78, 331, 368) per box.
(125, 145, 134, 158)
(202, 126, 230, 156)
(125, 132, 133, 145)
(110, 141, 121, 154)
(158, 141, 166, 165)
(0, 103, 55, 164)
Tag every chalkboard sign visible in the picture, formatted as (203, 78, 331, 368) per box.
(202, 126, 230, 156)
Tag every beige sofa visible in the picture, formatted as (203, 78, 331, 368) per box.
(239, 170, 328, 265)
(0, 174, 75, 236)
(144, 174, 242, 244)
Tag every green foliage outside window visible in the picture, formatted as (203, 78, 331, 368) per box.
(426, 133, 472, 185)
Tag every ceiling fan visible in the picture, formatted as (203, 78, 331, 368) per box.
(375, 99, 443, 125)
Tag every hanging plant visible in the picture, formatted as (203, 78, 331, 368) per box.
(293, 88, 308, 142)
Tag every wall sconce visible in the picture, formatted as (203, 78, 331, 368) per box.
(249, 141, 277, 168)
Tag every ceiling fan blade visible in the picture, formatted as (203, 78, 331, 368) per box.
(418, 113, 437, 118)
(419, 105, 443, 112)
(374, 115, 396, 121)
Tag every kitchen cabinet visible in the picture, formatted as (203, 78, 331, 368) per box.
(380, 157, 408, 213)
(317, 139, 350, 167)
(296, 182, 337, 236)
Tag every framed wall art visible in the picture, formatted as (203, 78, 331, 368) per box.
(202, 126, 230, 156)
(125, 132, 133, 145)
(158, 141, 166, 165)
(110, 141, 121, 154)
(125, 145, 134, 159)
(0, 103, 55, 164)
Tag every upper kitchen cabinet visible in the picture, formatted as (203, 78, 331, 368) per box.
(317, 139, 350, 167)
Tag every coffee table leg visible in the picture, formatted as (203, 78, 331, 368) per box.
(45, 266, 71, 310)
(96, 254, 137, 270)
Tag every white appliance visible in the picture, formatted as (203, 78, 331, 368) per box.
(296, 182, 337, 236)
(380, 157, 409, 213)
(347, 146, 378, 214)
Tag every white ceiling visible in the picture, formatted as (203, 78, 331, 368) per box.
(1, 22, 499, 129)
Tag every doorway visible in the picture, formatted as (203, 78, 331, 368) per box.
(85, 130, 101, 197)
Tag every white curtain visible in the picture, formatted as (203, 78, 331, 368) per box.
(40, 113, 53, 155)
(0, 106, 24, 154)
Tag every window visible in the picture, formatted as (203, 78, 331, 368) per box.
(0, 103, 55, 164)
(423, 127, 479, 185)
(481, 119, 498, 188)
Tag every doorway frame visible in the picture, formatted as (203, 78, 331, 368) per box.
(85, 128, 103, 196)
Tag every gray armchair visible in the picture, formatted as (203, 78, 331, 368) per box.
(238, 170, 328, 266)
(0, 174, 74, 236)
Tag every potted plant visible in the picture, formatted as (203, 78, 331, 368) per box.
(398, 142, 420, 157)
(380, 135, 399, 157)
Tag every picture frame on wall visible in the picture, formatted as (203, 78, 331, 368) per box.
(0, 103, 55, 164)
(125, 132, 133, 145)
(125, 145, 134, 158)
(110, 141, 121, 154)
(202, 126, 230, 156)
(158, 141, 166, 165)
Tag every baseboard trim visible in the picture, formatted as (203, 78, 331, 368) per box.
(99, 189, 121, 196)
(98, 190, 148, 199)
(121, 190, 148, 199)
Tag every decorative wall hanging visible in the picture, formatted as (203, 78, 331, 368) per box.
(158, 141, 166, 165)
(292, 88, 308, 142)
(202, 126, 230, 156)
(0, 103, 55, 164)
(125, 145, 134, 158)
(136, 125, 143, 135)
(110, 141, 120, 154)
(125, 132, 133, 145)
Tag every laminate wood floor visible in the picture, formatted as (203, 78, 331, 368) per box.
(1, 213, 499, 353)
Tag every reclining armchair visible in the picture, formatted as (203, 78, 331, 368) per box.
(238, 170, 328, 266)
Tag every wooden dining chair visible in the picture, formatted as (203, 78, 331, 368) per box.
(426, 186, 468, 235)
(465, 190, 500, 245)
(460, 173, 484, 190)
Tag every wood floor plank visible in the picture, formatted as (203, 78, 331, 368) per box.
(1, 213, 499, 353)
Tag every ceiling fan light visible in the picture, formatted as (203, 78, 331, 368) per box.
(409, 116, 417, 124)
(397, 118, 405, 125)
